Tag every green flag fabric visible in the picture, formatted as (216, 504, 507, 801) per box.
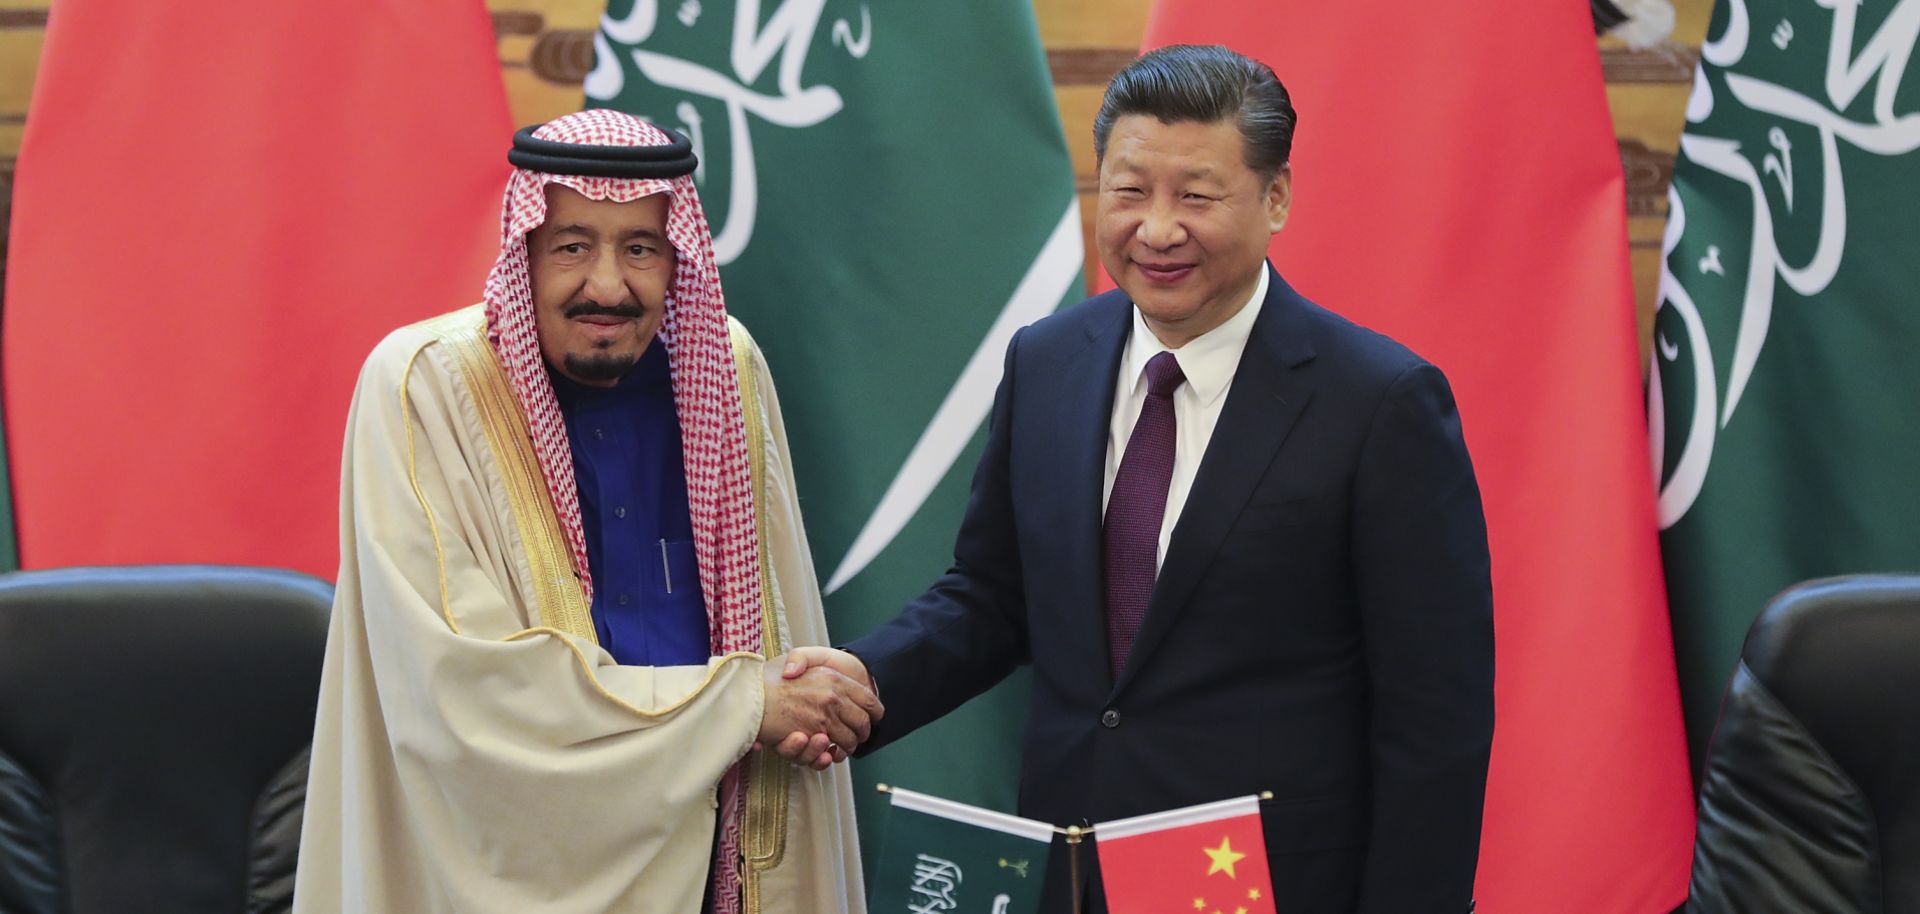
(1651, 0, 1920, 754)
(868, 786, 1054, 914)
(590, 0, 1084, 844)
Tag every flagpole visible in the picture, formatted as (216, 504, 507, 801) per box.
(1065, 825, 1084, 914)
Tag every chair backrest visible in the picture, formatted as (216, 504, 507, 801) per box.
(0, 565, 331, 914)
(1687, 575, 1920, 914)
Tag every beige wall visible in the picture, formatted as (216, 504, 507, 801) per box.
(0, 0, 1712, 358)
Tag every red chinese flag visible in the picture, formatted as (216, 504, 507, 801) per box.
(1128, 3, 1695, 912)
(1095, 796, 1275, 914)
(3, 0, 511, 577)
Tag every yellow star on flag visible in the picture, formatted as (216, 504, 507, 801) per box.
(1192, 900, 1206, 911)
(1204, 836, 1247, 878)
(1248, 888, 1262, 900)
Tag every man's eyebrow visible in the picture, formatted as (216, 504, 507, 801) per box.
(547, 223, 596, 239)
(1102, 159, 1221, 182)
(621, 227, 667, 242)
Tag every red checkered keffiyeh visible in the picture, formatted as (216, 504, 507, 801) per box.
(483, 109, 763, 912)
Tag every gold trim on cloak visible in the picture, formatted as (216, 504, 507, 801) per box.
(400, 306, 763, 721)
(406, 306, 792, 911)
(422, 304, 598, 642)
(731, 315, 793, 914)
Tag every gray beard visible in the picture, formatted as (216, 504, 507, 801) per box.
(563, 350, 638, 384)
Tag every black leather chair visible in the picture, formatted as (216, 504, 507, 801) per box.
(1687, 575, 1920, 914)
(0, 565, 331, 914)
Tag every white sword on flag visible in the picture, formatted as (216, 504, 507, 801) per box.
(825, 199, 1085, 593)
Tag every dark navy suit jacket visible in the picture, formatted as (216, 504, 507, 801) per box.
(847, 266, 1494, 913)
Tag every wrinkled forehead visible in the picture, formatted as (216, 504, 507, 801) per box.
(530, 181, 676, 239)
(503, 170, 684, 241)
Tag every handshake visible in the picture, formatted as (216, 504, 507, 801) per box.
(758, 646, 883, 771)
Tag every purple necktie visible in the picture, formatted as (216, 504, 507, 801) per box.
(1105, 350, 1185, 675)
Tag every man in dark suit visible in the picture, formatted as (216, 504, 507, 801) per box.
(785, 44, 1493, 913)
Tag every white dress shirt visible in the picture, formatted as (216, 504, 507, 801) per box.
(1102, 268, 1269, 572)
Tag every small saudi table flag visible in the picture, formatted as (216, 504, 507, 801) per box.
(868, 786, 1054, 914)
(1094, 796, 1274, 914)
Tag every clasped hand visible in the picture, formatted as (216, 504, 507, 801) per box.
(758, 646, 881, 771)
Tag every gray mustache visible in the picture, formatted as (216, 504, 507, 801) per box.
(565, 303, 645, 320)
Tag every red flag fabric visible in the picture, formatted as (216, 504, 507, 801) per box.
(1094, 796, 1275, 914)
(3, 0, 511, 578)
(1129, 4, 1694, 912)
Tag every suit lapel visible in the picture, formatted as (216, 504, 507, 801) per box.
(1044, 301, 1130, 683)
(1113, 267, 1317, 695)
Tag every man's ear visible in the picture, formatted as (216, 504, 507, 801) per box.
(1266, 164, 1292, 234)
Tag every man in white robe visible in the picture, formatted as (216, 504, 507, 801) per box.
(294, 110, 874, 914)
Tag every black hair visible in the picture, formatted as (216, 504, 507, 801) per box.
(1092, 44, 1296, 178)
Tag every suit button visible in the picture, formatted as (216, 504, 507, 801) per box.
(1100, 709, 1121, 729)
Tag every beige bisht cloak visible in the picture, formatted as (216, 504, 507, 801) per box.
(293, 305, 865, 913)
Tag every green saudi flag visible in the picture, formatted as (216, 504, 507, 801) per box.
(588, 0, 1083, 853)
(1651, 0, 1920, 757)
(868, 787, 1054, 914)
